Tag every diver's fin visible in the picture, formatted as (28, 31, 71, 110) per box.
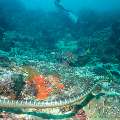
(68, 12, 78, 24)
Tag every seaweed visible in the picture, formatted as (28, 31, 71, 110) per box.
(11, 74, 25, 99)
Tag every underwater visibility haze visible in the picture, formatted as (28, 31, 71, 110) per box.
(0, 0, 120, 119)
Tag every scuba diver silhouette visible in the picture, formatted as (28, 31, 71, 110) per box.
(54, 0, 70, 12)
(54, 0, 78, 24)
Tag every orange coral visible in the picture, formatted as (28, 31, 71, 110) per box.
(31, 75, 53, 100)
(33, 75, 52, 100)
(24, 67, 52, 100)
(25, 66, 65, 100)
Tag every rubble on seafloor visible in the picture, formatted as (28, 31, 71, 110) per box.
(0, 61, 120, 120)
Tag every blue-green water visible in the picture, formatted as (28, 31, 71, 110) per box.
(0, 0, 120, 119)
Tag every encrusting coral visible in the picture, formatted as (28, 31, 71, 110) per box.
(28, 75, 53, 100)
(23, 66, 65, 100)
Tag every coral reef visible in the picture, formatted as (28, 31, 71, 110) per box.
(0, 1, 120, 119)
